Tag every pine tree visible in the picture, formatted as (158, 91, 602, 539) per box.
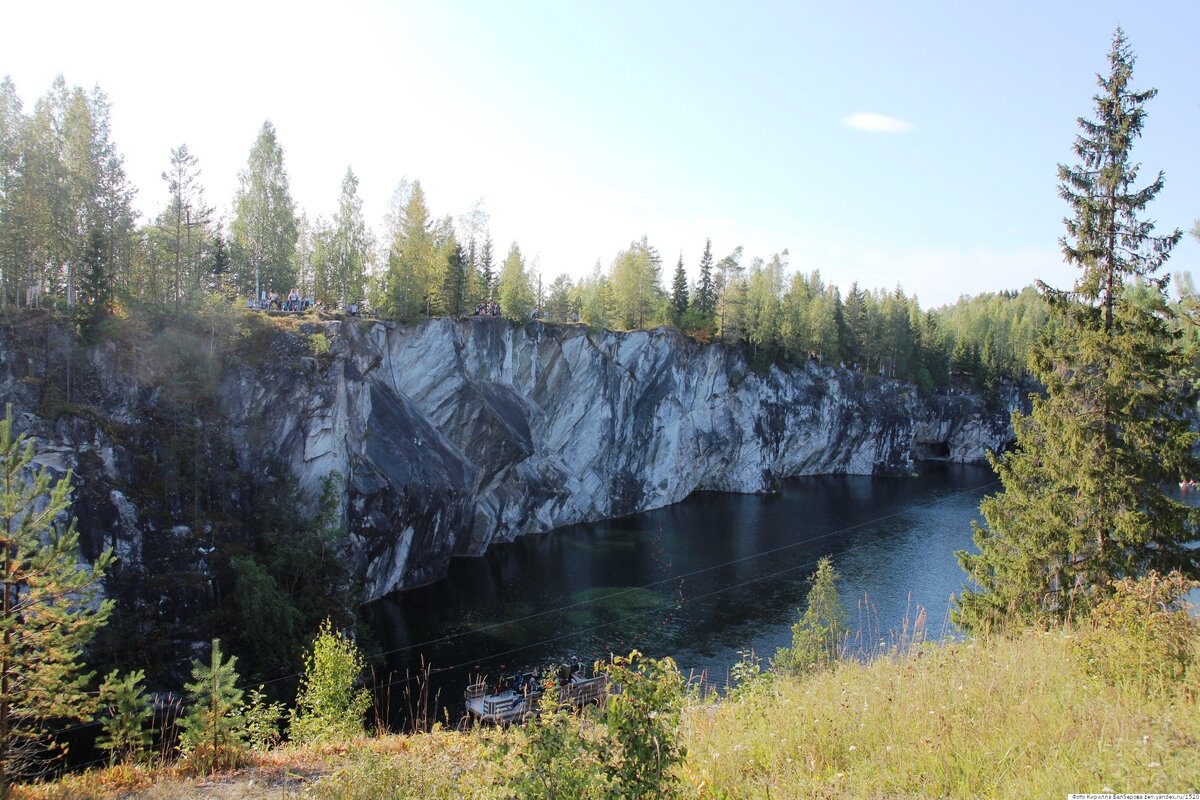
(670, 253, 689, 321)
(178, 639, 245, 773)
(694, 238, 715, 315)
(96, 669, 152, 764)
(955, 29, 1196, 631)
(0, 406, 113, 794)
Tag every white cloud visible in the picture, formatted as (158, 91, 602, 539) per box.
(841, 112, 915, 134)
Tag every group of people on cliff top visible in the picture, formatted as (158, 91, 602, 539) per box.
(249, 288, 322, 312)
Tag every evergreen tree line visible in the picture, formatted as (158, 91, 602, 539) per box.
(544, 239, 1052, 393)
(0, 73, 1041, 391)
(7, 72, 1200, 402)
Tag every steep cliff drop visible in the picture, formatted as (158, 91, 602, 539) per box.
(0, 314, 1013, 600)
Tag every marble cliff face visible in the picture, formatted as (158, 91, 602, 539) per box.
(1, 316, 1012, 601)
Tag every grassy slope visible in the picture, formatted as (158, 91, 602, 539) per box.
(28, 627, 1199, 800)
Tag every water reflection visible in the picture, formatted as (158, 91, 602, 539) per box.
(365, 462, 1002, 724)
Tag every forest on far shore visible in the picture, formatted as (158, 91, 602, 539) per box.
(4, 73, 1200, 399)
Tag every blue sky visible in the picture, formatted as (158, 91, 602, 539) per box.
(5, 0, 1198, 306)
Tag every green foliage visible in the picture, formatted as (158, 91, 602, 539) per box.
(727, 649, 772, 705)
(576, 261, 615, 329)
(156, 144, 219, 310)
(597, 651, 688, 799)
(442, 240, 469, 316)
(715, 247, 746, 343)
(231, 120, 299, 297)
(242, 685, 286, 752)
(955, 30, 1197, 632)
(224, 471, 357, 684)
(96, 669, 152, 764)
(1073, 571, 1199, 692)
(693, 239, 716, 316)
(308, 331, 331, 356)
(504, 676, 607, 800)
(290, 619, 372, 744)
(0, 404, 113, 791)
(327, 167, 372, 308)
(774, 556, 847, 675)
(497, 242, 535, 322)
(0, 76, 137, 311)
(476, 234, 496, 304)
(76, 226, 112, 340)
(937, 287, 1050, 386)
(669, 254, 689, 322)
(382, 180, 441, 320)
(178, 639, 246, 774)
(544, 273, 575, 322)
(610, 237, 667, 330)
(501, 652, 688, 799)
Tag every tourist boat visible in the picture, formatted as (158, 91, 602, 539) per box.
(464, 662, 607, 724)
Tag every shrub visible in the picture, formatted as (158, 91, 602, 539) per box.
(290, 620, 372, 744)
(242, 686, 286, 752)
(505, 674, 607, 800)
(309, 331, 330, 356)
(727, 649, 772, 705)
(598, 651, 688, 799)
(1073, 570, 1199, 692)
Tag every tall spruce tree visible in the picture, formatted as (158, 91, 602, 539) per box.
(477, 233, 495, 302)
(0, 407, 113, 794)
(670, 253, 689, 320)
(77, 225, 111, 339)
(954, 29, 1196, 631)
(443, 239, 468, 316)
(694, 238, 715, 315)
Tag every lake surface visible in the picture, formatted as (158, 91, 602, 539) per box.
(365, 461, 1002, 726)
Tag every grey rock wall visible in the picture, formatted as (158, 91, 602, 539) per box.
(262, 318, 1010, 599)
(0, 315, 1013, 602)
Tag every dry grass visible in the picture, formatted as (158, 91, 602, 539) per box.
(22, 629, 1200, 799)
(681, 629, 1200, 799)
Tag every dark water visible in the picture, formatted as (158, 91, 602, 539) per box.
(364, 462, 1003, 725)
